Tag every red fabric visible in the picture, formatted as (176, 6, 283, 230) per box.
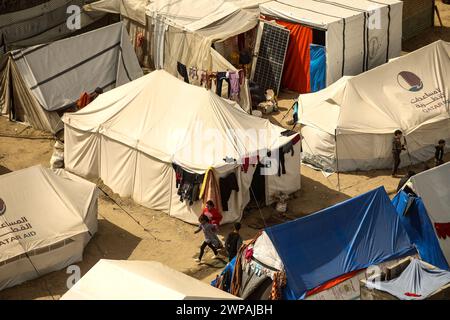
(76, 92, 91, 109)
(291, 134, 301, 146)
(306, 269, 362, 297)
(434, 223, 450, 239)
(276, 20, 313, 94)
(203, 207, 222, 226)
(241, 157, 250, 173)
(404, 292, 422, 297)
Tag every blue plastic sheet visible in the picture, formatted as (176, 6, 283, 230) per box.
(309, 44, 326, 92)
(392, 191, 449, 270)
(211, 256, 236, 292)
(265, 186, 416, 300)
(366, 259, 450, 300)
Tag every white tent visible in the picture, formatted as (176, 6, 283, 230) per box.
(408, 163, 450, 266)
(61, 259, 240, 300)
(0, 22, 143, 133)
(63, 70, 301, 224)
(0, 0, 108, 52)
(0, 165, 98, 291)
(259, 0, 403, 86)
(299, 40, 450, 172)
(85, 0, 262, 113)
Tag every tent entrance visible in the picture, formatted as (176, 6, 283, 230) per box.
(248, 163, 266, 209)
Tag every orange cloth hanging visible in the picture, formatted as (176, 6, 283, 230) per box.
(76, 92, 91, 110)
(276, 20, 313, 94)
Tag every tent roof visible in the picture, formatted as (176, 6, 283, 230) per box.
(11, 22, 143, 112)
(85, 0, 149, 25)
(264, 186, 415, 299)
(63, 70, 294, 172)
(61, 259, 240, 300)
(409, 163, 450, 266)
(300, 40, 450, 135)
(146, 0, 260, 40)
(0, 166, 97, 263)
(260, 0, 401, 29)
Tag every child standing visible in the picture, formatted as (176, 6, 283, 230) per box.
(202, 200, 223, 227)
(435, 139, 446, 166)
(225, 222, 243, 262)
(194, 214, 221, 263)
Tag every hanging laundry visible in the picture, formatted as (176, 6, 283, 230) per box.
(177, 62, 189, 83)
(216, 72, 231, 98)
(219, 172, 239, 211)
(199, 168, 223, 215)
(229, 72, 240, 102)
(277, 136, 300, 177)
(76, 92, 91, 110)
(172, 163, 204, 205)
(435, 223, 450, 239)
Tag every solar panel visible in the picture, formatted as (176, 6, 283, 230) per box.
(252, 22, 290, 95)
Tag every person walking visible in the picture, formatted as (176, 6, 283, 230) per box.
(194, 214, 221, 263)
(392, 130, 406, 177)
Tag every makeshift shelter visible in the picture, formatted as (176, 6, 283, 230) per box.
(61, 259, 240, 300)
(85, 0, 264, 113)
(394, 162, 450, 270)
(256, 0, 402, 93)
(0, 165, 98, 291)
(228, 187, 415, 300)
(0, 0, 110, 52)
(299, 40, 450, 172)
(63, 70, 301, 224)
(0, 22, 143, 133)
(363, 258, 450, 300)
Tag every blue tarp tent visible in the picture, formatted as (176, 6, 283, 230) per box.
(309, 44, 326, 92)
(265, 186, 416, 300)
(392, 191, 449, 271)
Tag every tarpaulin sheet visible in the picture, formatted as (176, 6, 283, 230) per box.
(366, 259, 450, 300)
(276, 20, 312, 94)
(265, 186, 415, 300)
(392, 191, 449, 271)
(309, 44, 326, 93)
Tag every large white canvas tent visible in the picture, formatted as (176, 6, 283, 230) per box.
(0, 22, 143, 133)
(63, 70, 301, 224)
(408, 163, 450, 267)
(0, 165, 98, 291)
(61, 259, 240, 300)
(259, 0, 403, 86)
(0, 0, 109, 53)
(85, 0, 263, 113)
(299, 40, 450, 172)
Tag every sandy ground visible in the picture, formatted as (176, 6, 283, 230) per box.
(0, 1, 449, 300)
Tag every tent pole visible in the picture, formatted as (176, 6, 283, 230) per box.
(334, 129, 341, 192)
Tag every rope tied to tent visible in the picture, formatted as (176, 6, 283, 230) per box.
(97, 185, 171, 243)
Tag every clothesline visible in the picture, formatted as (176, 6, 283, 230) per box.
(177, 61, 245, 102)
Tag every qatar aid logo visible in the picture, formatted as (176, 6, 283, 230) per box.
(397, 71, 424, 92)
(0, 198, 5, 216)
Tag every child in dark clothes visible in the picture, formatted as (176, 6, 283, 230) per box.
(225, 222, 243, 262)
(435, 139, 446, 166)
(194, 214, 221, 263)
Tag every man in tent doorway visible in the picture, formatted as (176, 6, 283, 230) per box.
(435, 139, 446, 167)
(392, 130, 406, 177)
